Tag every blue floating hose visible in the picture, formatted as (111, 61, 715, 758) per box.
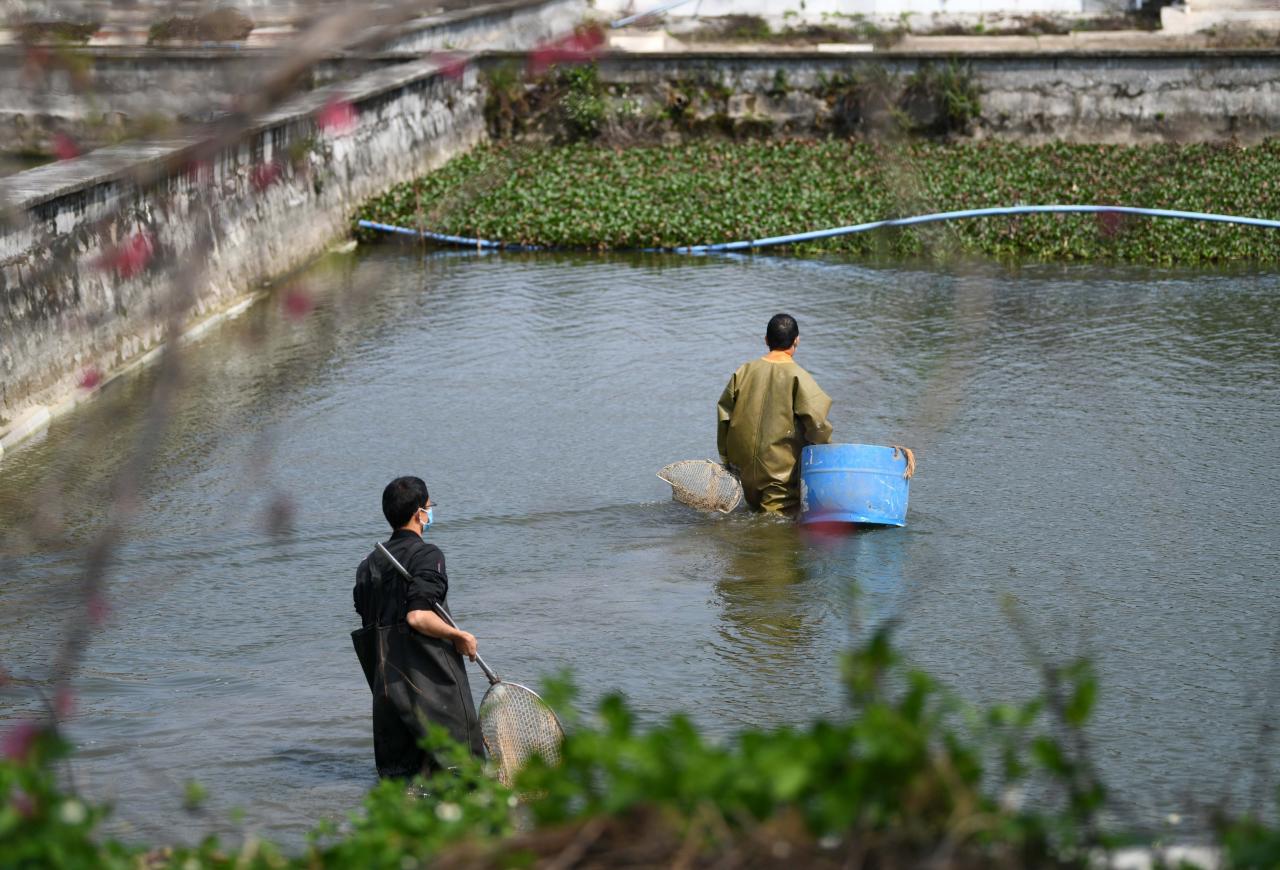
(355, 220, 545, 251)
(357, 204, 1280, 254)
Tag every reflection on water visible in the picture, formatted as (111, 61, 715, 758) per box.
(0, 248, 1277, 847)
(715, 521, 815, 666)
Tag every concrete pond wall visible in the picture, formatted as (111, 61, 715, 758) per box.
(0, 0, 588, 456)
(0, 58, 487, 456)
(560, 50, 1280, 144)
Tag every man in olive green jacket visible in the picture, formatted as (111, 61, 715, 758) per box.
(717, 313, 833, 514)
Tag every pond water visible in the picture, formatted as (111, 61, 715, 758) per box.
(0, 247, 1277, 847)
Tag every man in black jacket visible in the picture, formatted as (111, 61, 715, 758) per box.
(352, 476, 485, 778)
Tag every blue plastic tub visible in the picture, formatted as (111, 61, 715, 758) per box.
(799, 444, 910, 526)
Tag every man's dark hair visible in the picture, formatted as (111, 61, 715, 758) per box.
(766, 313, 799, 350)
(382, 476, 429, 529)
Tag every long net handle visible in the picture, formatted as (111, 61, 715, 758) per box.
(374, 541, 501, 686)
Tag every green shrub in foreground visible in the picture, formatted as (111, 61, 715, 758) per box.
(5, 631, 1280, 867)
(354, 140, 1280, 264)
(0, 728, 130, 868)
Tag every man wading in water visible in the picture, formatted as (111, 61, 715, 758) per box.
(717, 313, 834, 514)
(352, 476, 485, 778)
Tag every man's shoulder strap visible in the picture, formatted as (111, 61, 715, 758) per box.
(396, 535, 436, 559)
(359, 549, 390, 584)
(390, 536, 447, 574)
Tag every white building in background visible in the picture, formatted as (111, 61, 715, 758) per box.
(5, 0, 1278, 35)
(596, 0, 1125, 24)
(595, 0, 1280, 28)
(1160, 0, 1280, 33)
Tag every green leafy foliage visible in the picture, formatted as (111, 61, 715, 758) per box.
(901, 62, 982, 135)
(318, 723, 515, 868)
(354, 139, 1280, 264)
(147, 8, 255, 44)
(484, 63, 613, 143)
(16, 21, 99, 45)
(182, 779, 208, 812)
(557, 65, 606, 142)
(0, 726, 131, 869)
(1217, 806, 1280, 869)
(4, 631, 1280, 866)
(482, 62, 528, 140)
(485, 61, 976, 143)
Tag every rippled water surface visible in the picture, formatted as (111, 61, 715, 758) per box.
(1, 249, 1277, 846)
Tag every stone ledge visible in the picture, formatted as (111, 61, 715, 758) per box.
(0, 52, 472, 216)
(569, 45, 1280, 59)
(0, 140, 192, 214)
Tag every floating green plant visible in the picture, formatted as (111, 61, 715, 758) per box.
(355, 140, 1280, 264)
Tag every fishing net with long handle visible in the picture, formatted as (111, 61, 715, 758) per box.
(658, 459, 743, 513)
(375, 543, 564, 787)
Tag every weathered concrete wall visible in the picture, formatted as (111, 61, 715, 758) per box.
(569, 50, 1280, 143)
(0, 58, 485, 450)
(1, 0, 586, 154)
(972, 50, 1280, 141)
(0, 50, 389, 153)
(0, 0, 586, 454)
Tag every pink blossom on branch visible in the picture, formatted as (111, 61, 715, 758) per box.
(93, 232, 155, 279)
(52, 133, 81, 161)
(428, 51, 470, 80)
(1096, 209, 1126, 238)
(282, 285, 315, 321)
(77, 367, 103, 390)
(266, 492, 296, 535)
(528, 24, 605, 76)
(2, 720, 43, 762)
(87, 593, 111, 627)
(184, 158, 215, 187)
(9, 788, 36, 819)
(24, 45, 51, 69)
(22, 46, 51, 84)
(315, 96, 356, 133)
(250, 160, 283, 193)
